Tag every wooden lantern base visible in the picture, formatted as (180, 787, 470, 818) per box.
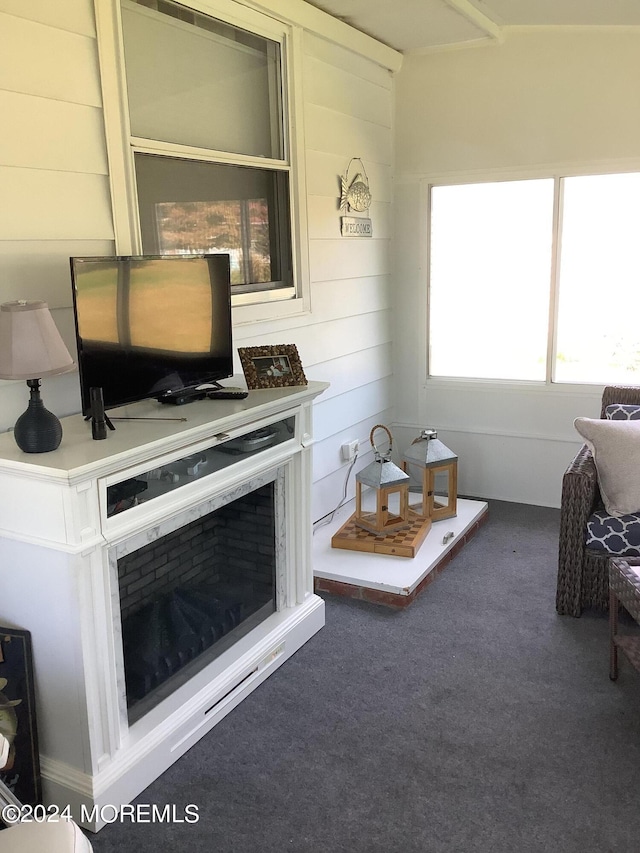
(409, 494, 457, 522)
(331, 509, 432, 558)
(355, 510, 409, 536)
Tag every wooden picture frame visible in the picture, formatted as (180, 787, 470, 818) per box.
(0, 626, 42, 807)
(238, 344, 307, 390)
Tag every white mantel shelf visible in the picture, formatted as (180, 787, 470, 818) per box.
(0, 381, 329, 481)
(0, 380, 328, 831)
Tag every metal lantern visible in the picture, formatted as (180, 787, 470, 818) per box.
(402, 428, 458, 521)
(355, 425, 411, 536)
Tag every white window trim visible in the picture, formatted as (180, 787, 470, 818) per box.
(94, 0, 311, 326)
(420, 158, 640, 390)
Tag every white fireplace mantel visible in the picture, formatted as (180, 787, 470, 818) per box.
(0, 380, 328, 830)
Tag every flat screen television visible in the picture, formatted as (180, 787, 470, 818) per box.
(70, 253, 233, 415)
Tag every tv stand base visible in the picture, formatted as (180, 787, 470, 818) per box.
(157, 389, 208, 405)
(157, 383, 249, 404)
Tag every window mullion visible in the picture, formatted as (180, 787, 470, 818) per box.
(130, 138, 290, 172)
(546, 177, 564, 384)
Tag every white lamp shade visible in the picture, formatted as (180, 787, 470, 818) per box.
(0, 300, 75, 380)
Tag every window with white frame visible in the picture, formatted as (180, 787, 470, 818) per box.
(101, 0, 300, 307)
(428, 171, 640, 384)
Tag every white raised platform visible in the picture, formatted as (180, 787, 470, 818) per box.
(313, 497, 489, 607)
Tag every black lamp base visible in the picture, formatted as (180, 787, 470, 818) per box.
(14, 379, 62, 453)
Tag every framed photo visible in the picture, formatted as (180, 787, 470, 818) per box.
(0, 627, 41, 807)
(238, 344, 307, 390)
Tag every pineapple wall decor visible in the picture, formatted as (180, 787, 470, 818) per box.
(339, 158, 372, 237)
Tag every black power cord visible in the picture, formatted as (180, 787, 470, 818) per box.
(313, 451, 359, 533)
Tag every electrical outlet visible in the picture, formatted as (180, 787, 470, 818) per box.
(341, 439, 359, 462)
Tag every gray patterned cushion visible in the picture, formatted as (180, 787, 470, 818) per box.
(606, 404, 640, 420)
(582, 403, 640, 554)
(586, 508, 640, 555)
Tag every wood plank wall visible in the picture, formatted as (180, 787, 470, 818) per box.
(0, 3, 396, 523)
(235, 33, 395, 521)
(0, 1, 114, 423)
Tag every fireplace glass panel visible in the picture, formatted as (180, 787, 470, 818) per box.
(118, 482, 276, 722)
(107, 415, 294, 517)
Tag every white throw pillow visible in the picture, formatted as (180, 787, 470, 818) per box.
(574, 417, 640, 516)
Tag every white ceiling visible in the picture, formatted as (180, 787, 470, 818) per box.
(303, 0, 640, 52)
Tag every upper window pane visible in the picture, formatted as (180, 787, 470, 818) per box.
(429, 180, 554, 381)
(555, 173, 640, 384)
(121, 0, 284, 159)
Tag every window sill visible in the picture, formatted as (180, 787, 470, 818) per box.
(424, 376, 606, 397)
(232, 292, 310, 326)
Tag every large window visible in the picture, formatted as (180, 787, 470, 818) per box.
(428, 171, 640, 384)
(100, 0, 298, 307)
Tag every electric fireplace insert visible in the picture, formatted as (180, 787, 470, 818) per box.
(115, 480, 277, 723)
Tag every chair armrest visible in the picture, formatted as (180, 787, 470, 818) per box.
(556, 445, 601, 615)
(560, 444, 599, 519)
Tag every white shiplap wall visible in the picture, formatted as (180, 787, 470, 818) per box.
(393, 31, 640, 507)
(0, 1, 398, 523)
(236, 32, 396, 521)
(0, 2, 114, 424)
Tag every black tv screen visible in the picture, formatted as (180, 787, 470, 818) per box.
(70, 254, 232, 414)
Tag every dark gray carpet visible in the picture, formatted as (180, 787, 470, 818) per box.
(90, 500, 640, 852)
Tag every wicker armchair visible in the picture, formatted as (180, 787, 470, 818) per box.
(556, 385, 640, 616)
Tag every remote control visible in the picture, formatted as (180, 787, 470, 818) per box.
(206, 387, 249, 400)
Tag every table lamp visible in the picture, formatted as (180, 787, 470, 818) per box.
(0, 300, 75, 453)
